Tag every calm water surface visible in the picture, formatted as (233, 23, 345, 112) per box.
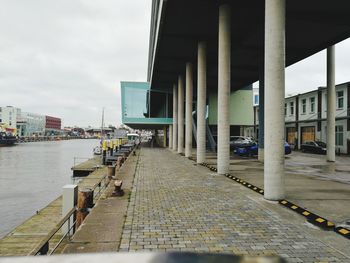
(0, 139, 100, 238)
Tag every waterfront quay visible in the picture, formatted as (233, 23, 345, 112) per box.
(0, 162, 108, 256)
(63, 145, 350, 262)
(117, 147, 350, 262)
(16, 136, 91, 143)
(0, 138, 135, 256)
(1, 142, 350, 262)
(0, 139, 99, 238)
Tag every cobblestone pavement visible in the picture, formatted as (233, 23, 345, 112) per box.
(119, 148, 350, 263)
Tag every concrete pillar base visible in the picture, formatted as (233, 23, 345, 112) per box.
(258, 148, 264, 162)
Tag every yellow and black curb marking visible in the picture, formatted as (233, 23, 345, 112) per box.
(335, 227, 350, 239)
(223, 173, 265, 196)
(279, 200, 335, 230)
(198, 162, 350, 240)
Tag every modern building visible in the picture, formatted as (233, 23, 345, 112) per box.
(254, 82, 350, 154)
(45, 116, 62, 135)
(120, 0, 350, 201)
(0, 106, 61, 136)
(18, 112, 46, 137)
(0, 106, 21, 133)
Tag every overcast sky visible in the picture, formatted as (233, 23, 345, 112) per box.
(0, 0, 151, 127)
(0, 1, 349, 127)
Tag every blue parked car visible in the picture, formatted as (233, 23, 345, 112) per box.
(235, 142, 291, 157)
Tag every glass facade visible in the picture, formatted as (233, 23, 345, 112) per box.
(121, 82, 173, 126)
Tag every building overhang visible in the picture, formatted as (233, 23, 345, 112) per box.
(148, 0, 350, 92)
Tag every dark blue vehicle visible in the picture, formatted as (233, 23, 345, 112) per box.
(235, 142, 291, 157)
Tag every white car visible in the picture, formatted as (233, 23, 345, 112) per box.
(230, 136, 255, 149)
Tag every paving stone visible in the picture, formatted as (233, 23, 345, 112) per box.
(118, 148, 350, 263)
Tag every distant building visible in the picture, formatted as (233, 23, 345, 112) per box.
(18, 112, 45, 136)
(0, 106, 21, 133)
(45, 116, 61, 135)
(85, 127, 117, 138)
(254, 81, 350, 154)
(0, 106, 62, 136)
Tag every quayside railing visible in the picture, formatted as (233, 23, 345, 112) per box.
(29, 172, 110, 256)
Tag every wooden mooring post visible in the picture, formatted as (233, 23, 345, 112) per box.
(75, 188, 94, 230)
(107, 165, 116, 180)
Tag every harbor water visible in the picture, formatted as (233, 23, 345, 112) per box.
(0, 139, 100, 238)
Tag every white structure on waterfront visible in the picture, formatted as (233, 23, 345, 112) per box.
(0, 106, 21, 131)
(17, 112, 46, 137)
(1, 106, 47, 136)
(254, 81, 350, 154)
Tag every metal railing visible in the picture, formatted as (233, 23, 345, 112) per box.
(29, 207, 76, 256)
(92, 174, 110, 200)
(31, 172, 110, 256)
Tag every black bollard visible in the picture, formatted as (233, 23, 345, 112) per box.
(102, 140, 107, 165)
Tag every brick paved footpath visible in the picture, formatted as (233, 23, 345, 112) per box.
(119, 147, 350, 263)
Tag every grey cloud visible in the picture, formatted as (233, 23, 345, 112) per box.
(0, 1, 349, 128)
(0, 0, 151, 127)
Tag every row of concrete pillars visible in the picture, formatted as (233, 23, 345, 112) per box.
(167, 1, 336, 201)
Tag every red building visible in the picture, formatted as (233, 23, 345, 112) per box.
(45, 116, 61, 130)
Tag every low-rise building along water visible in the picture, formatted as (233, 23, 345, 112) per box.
(254, 81, 350, 154)
(0, 105, 62, 137)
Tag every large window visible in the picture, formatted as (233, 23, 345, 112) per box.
(302, 99, 306, 114)
(254, 95, 259, 105)
(301, 126, 315, 143)
(290, 101, 294, 115)
(336, 125, 344, 146)
(284, 103, 287, 116)
(337, 91, 344, 109)
(124, 87, 148, 118)
(310, 97, 315, 113)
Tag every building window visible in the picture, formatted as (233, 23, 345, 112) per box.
(284, 103, 287, 116)
(254, 95, 259, 105)
(290, 101, 294, 115)
(336, 125, 343, 146)
(337, 91, 344, 109)
(302, 99, 306, 114)
(310, 97, 315, 113)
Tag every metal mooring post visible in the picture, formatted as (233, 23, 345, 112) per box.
(102, 140, 107, 165)
(110, 140, 114, 156)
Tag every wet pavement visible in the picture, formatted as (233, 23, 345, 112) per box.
(210, 151, 350, 228)
(119, 147, 350, 262)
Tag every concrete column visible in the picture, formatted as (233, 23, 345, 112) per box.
(264, 0, 286, 200)
(62, 184, 78, 235)
(258, 70, 265, 162)
(173, 84, 178, 151)
(178, 75, 185, 154)
(185, 63, 193, 158)
(169, 125, 173, 150)
(163, 126, 167, 147)
(327, 46, 336, 162)
(197, 41, 207, 164)
(217, 4, 231, 174)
